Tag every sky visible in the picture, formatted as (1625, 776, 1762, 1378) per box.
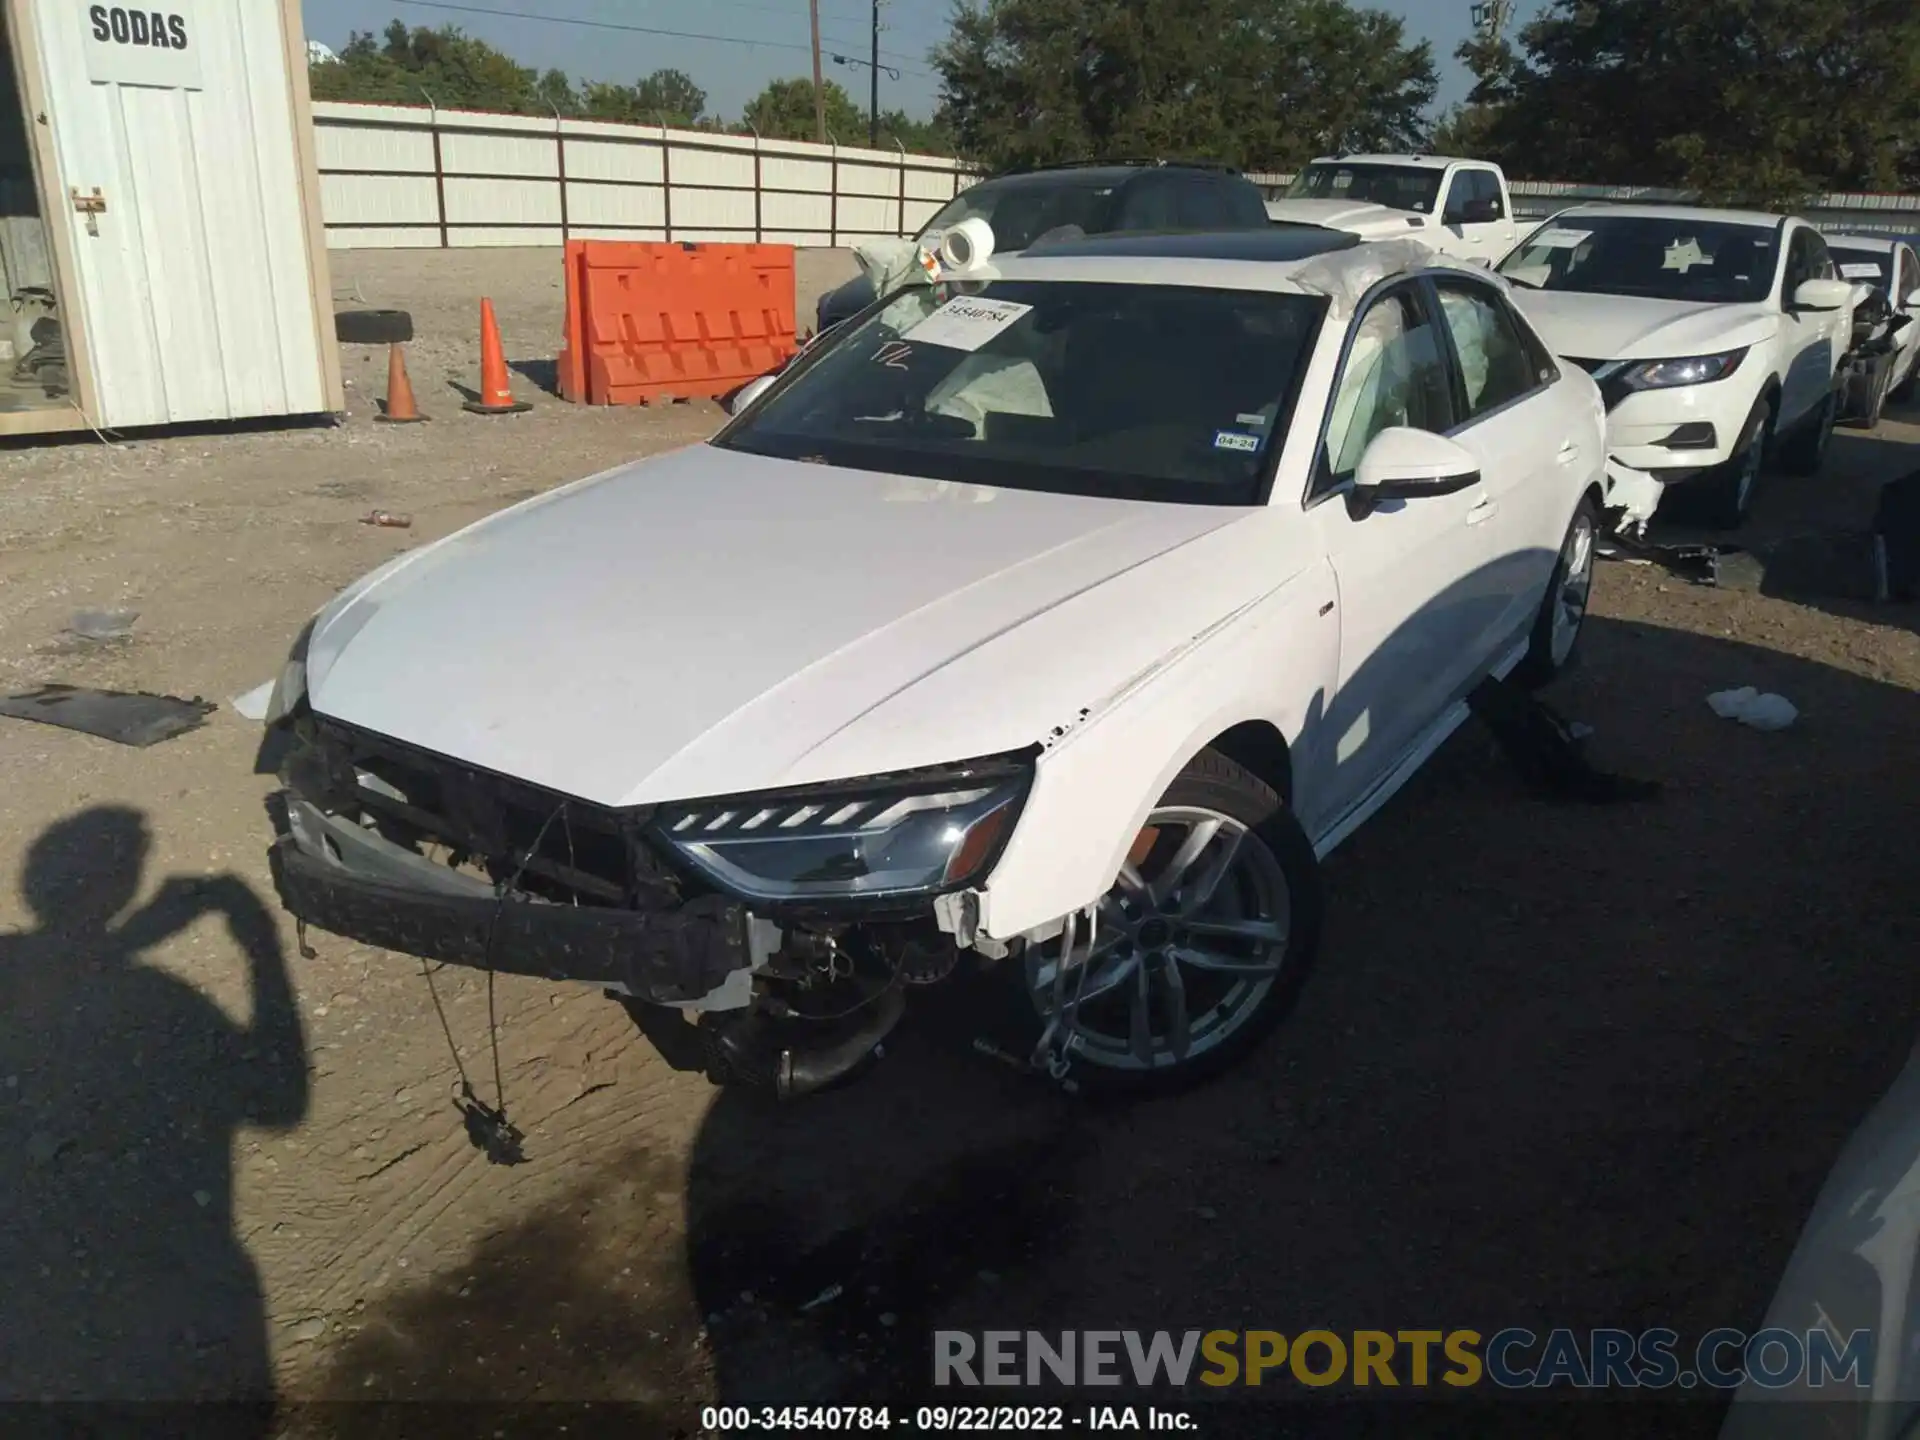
(304, 0, 1546, 126)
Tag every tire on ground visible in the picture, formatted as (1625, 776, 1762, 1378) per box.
(993, 747, 1325, 1100)
(334, 309, 414, 345)
(1514, 491, 1601, 689)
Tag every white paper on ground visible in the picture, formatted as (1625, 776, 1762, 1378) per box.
(1707, 686, 1798, 731)
(904, 297, 1033, 352)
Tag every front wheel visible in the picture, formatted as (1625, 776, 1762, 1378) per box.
(1777, 387, 1838, 476)
(1014, 749, 1324, 1097)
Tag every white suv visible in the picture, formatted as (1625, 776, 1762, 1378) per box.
(1498, 206, 1860, 529)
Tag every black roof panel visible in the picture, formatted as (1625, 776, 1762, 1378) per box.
(1021, 226, 1363, 263)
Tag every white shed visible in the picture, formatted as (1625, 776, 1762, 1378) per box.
(0, 0, 342, 438)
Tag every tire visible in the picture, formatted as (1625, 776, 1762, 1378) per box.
(1004, 748, 1324, 1098)
(1776, 385, 1837, 477)
(1513, 492, 1599, 689)
(334, 308, 414, 345)
(1696, 399, 1774, 531)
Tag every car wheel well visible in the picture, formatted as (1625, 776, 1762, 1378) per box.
(1205, 721, 1293, 808)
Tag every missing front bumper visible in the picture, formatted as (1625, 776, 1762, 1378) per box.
(267, 806, 753, 1002)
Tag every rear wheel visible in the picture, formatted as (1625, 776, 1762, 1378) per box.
(1777, 386, 1837, 477)
(1015, 749, 1323, 1097)
(1514, 494, 1598, 689)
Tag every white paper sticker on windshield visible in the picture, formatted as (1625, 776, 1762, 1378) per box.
(1841, 262, 1884, 280)
(903, 297, 1033, 352)
(1529, 227, 1591, 250)
(1663, 239, 1708, 271)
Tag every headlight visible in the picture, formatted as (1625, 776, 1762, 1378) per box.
(262, 616, 316, 726)
(1620, 348, 1749, 391)
(653, 754, 1032, 902)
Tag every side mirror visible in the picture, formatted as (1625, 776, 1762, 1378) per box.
(1350, 427, 1481, 510)
(728, 373, 777, 416)
(1792, 277, 1855, 312)
(1905, 288, 1920, 310)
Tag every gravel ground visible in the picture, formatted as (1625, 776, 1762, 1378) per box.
(1, 245, 1917, 1434)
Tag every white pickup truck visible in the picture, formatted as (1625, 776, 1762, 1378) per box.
(1265, 154, 1520, 265)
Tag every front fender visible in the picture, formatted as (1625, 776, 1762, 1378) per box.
(975, 558, 1339, 941)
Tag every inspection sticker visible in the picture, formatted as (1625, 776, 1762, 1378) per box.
(903, 297, 1033, 352)
(1213, 430, 1261, 454)
(1529, 227, 1592, 250)
(1841, 262, 1884, 281)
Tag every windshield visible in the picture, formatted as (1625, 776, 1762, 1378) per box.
(1498, 215, 1780, 304)
(917, 179, 1119, 253)
(715, 279, 1327, 506)
(1283, 163, 1443, 215)
(1831, 246, 1892, 290)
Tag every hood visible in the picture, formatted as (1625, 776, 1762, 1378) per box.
(305, 445, 1283, 808)
(1265, 197, 1432, 241)
(1508, 289, 1777, 362)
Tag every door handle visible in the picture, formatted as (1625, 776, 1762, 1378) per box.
(1557, 441, 1580, 466)
(1466, 497, 1499, 526)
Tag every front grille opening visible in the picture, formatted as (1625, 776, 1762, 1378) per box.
(311, 721, 673, 909)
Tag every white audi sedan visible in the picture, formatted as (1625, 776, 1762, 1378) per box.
(256, 227, 1606, 1098)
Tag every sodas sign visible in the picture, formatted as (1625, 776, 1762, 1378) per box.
(83, 1, 203, 90)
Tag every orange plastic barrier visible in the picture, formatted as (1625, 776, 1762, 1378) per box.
(556, 240, 797, 407)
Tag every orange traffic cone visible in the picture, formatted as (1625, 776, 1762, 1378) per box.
(463, 298, 532, 415)
(373, 342, 427, 423)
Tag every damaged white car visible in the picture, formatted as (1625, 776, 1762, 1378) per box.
(1499, 206, 1863, 531)
(257, 227, 1606, 1099)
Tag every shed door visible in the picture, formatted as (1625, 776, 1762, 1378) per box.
(29, 0, 327, 426)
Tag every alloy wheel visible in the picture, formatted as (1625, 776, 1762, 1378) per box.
(1550, 511, 1596, 667)
(1025, 807, 1291, 1072)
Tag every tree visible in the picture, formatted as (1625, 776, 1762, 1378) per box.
(579, 69, 709, 126)
(310, 21, 551, 113)
(742, 78, 867, 142)
(932, 0, 1436, 172)
(1474, 0, 1920, 206)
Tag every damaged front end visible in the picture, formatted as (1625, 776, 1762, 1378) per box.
(264, 714, 1036, 1099)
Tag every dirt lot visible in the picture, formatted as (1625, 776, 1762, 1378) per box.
(2, 246, 1918, 1434)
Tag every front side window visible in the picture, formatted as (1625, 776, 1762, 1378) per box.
(1320, 288, 1455, 484)
(1899, 248, 1918, 302)
(717, 279, 1328, 506)
(1498, 214, 1779, 305)
(1284, 162, 1444, 215)
(1442, 171, 1502, 224)
(1433, 282, 1545, 419)
(917, 179, 1119, 253)
(1784, 228, 1819, 297)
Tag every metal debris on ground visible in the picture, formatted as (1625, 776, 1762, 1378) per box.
(798, 1283, 845, 1313)
(66, 609, 140, 642)
(1707, 687, 1798, 732)
(0, 685, 216, 747)
(359, 510, 412, 528)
